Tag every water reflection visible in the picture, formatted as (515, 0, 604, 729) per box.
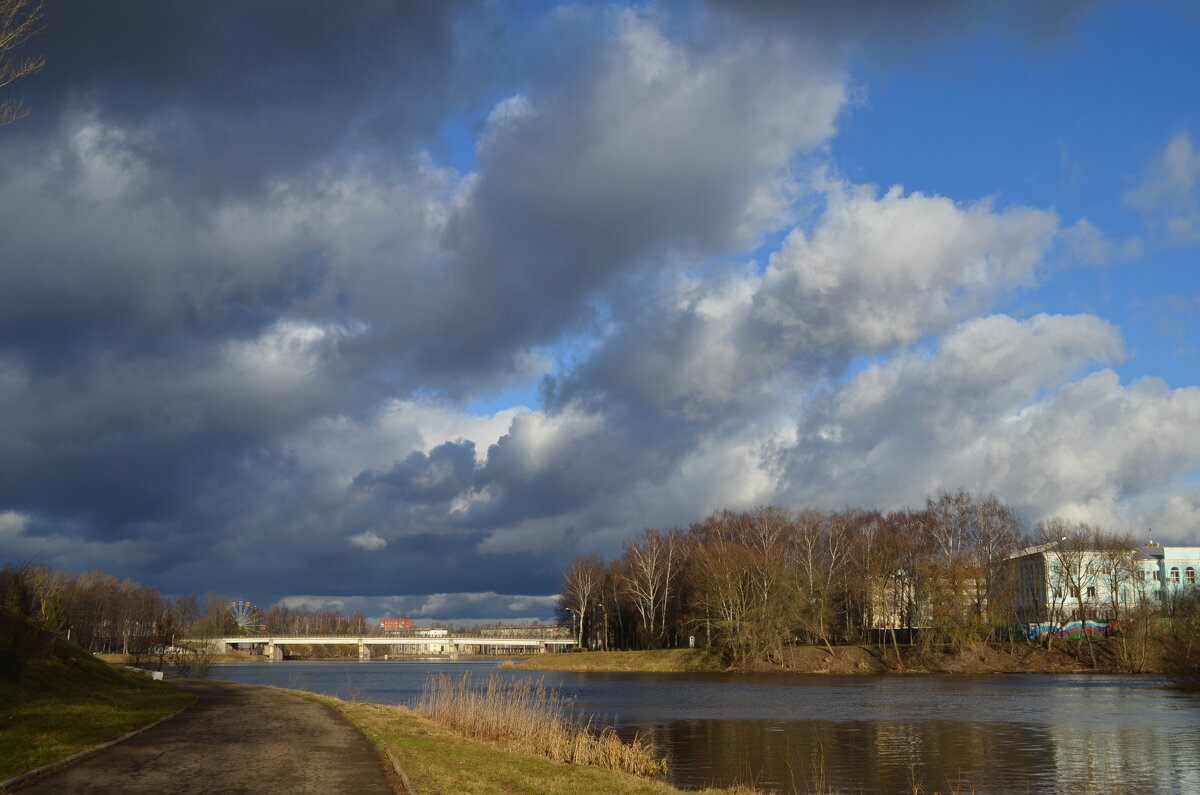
(209, 662, 1200, 794)
(626, 716, 1200, 793)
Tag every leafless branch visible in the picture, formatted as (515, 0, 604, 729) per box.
(0, 0, 45, 126)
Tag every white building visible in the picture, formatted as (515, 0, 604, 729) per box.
(1007, 541, 1200, 625)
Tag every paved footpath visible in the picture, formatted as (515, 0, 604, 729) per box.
(17, 678, 396, 794)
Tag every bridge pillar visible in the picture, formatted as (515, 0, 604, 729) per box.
(265, 643, 283, 661)
(448, 643, 459, 661)
(358, 641, 369, 661)
(539, 642, 547, 654)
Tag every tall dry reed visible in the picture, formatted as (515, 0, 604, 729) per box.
(414, 672, 667, 777)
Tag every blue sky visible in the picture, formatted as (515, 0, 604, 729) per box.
(464, 0, 1200, 414)
(1, 0, 1198, 622)
(836, 1, 1198, 386)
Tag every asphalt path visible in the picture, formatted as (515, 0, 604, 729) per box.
(16, 678, 397, 794)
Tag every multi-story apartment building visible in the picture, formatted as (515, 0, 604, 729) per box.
(1007, 540, 1200, 625)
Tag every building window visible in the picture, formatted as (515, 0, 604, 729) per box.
(1188, 567, 1196, 585)
(1053, 587, 1062, 600)
(1154, 570, 1162, 581)
(1170, 567, 1181, 584)
(1086, 586, 1096, 599)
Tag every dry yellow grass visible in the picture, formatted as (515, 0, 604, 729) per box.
(330, 697, 757, 795)
(415, 671, 668, 777)
(511, 648, 725, 672)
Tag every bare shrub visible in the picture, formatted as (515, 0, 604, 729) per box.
(174, 642, 217, 679)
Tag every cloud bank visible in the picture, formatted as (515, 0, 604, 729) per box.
(1, 0, 1197, 620)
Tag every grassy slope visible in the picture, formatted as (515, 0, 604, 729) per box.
(0, 627, 195, 781)
(515, 640, 1179, 675)
(327, 696, 750, 795)
(512, 649, 726, 673)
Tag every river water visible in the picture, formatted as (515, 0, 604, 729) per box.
(209, 659, 1200, 793)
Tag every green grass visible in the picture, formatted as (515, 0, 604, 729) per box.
(510, 648, 726, 673)
(0, 632, 195, 781)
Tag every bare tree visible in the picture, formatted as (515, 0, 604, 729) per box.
(560, 554, 604, 648)
(865, 510, 925, 668)
(926, 489, 974, 564)
(0, 0, 44, 126)
(972, 494, 1022, 622)
(619, 528, 680, 648)
(791, 509, 852, 652)
(1035, 519, 1098, 653)
(684, 511, 794, 665)
(1092, 533, 1147, 670)
(686, 520, 756, 662)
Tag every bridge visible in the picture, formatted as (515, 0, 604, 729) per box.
(182, 635, 576, 660)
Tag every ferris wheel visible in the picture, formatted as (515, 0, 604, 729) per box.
(231, 600, 266, 634)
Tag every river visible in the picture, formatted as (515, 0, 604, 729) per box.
(208, 659, 1200, 793)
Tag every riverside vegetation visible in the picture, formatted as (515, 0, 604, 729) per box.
(1, 606, 738, 793)
(0, 608, 194, 782)
(558, 490, 1200, 675)
(0, 559, 389, 661)
(512, 641, 1189, 675)
(326, 688, 755, 795)
(415, 671, 666, 777)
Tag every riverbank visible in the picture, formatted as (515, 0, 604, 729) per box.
(0, 613, 194, 782)
(323, 690, 751, 794)
(507, 648, 726, 672)
(4, 610, 747, 795)
(98, 650, 527, 664)
(514, 639, 1180, 675)
(7, 670, 753, 794)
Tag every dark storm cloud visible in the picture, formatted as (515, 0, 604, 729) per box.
(0, 1, 482, 578)
(17, 0, 474, 202)
(5, 0, 1165, 624)
(354, 441, 478, 505)
(0, 0, 963, 602)
(0, 0, 478, 380)
(363, 4, 846, 380)
(162, 514, 567, 603)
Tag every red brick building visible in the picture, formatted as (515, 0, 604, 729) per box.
(379, 617, 414, 633)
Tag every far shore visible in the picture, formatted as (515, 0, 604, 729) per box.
(100, 636, 1189, 676)
(97, 651, 525, 664)
(510, 640, 1186, 676)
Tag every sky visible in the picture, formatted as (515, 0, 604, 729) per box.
(1, 0, 1198, 624)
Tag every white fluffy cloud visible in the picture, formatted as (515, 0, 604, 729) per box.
(348, 531, 388, 551)
(772, 313, 1200, 537)
(758, 182, 1058, 352)
(0, 510, 29, 536)
(565, 180, 1061, 414)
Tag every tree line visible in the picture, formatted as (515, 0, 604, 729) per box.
(0, 562, 374, 656)
(557, 490, 1200, 668)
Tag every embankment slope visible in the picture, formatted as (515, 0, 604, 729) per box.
(515, 639, 1180, 675)
(0, 609, 195, 782)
